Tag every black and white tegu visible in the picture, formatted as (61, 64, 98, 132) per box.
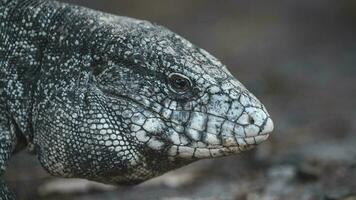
(0, 0, 274, 199)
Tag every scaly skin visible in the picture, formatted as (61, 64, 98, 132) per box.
(0, 0, 274, 199)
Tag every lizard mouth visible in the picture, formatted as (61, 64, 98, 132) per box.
(167, 133, 271, 159)
(167, 117, 273, 159)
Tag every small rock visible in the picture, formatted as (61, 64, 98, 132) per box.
(38, 178, 115, 196)
(297, 161, 321, 182)
(267, 165, 297, 183)
(343, 196, 356, 200)
(325, 188, 352, 200)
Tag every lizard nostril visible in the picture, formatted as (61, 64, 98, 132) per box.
(248, 116, 255, 125)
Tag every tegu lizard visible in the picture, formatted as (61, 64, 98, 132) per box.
(0, 0, 274, 199)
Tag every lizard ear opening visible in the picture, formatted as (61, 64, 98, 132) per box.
(91, 56, 110, 77)
(92, 63, 107, 77)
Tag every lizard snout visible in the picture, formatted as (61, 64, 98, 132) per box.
(245, 109, 274, 135)
(261, 118, 274, 135)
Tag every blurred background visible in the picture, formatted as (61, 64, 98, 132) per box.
(6, 0, 356, 199)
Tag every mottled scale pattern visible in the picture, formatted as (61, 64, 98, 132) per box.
(0, 0, 274, 199)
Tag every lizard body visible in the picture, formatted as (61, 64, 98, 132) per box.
(0, 0, 274, 199)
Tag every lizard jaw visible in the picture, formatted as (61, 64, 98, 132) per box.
(167, 134, 270, 160)
(167, 117, 274, 159)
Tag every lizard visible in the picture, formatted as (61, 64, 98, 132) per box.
(0, 0, 274, 199)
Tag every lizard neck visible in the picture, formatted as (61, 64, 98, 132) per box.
(0, 0, 68, 149)
(0, 0, 108, 150)
(0, 0, 37, 149)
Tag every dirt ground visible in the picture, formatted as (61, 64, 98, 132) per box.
(5, 1, 356, 200)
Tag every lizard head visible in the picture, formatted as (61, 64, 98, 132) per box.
(33, 14, 273, 185)
(86, 16, 274, 184)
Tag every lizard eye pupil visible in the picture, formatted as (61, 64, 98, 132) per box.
(169, 73, 192, 93)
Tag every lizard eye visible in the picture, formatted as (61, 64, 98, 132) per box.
(168, 73, 192, 94)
